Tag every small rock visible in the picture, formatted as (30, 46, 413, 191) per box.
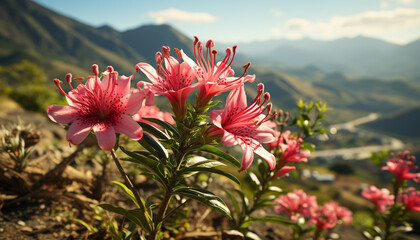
(0, 228, 4, 233)
(40, 204, 45, 209)
(55, 216, 62, 222)
(21, 227, 33, 232)
(17, 220, 26, 226)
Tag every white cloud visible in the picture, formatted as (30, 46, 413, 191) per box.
(278, 8, 420, 40)
(395, 0, 416, 4)
(269, 9, 284, 18)
(380, 1, 389, 8)
(148, 8, 217, 24)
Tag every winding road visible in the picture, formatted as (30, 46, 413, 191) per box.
(311, 113, 405, 160)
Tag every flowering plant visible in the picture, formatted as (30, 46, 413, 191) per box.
(47, 36, 337, 239)
(362, 151, 420, 240)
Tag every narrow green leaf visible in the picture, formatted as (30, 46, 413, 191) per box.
(248, 216, 295, 226)
(234, 190, 248, 218)
(138, 132, 169, 160)
(179, 167, 240, 185)
(112, 181, 139, 208)
(193, 145, 240, 168)
(138, 121, 170, 140)
(99, 204, 152, 233)
(119, 147, 167, 185)
(221, 188, 241, 223)
(142, 117, 180, 138)
(174, 187, 231, 219)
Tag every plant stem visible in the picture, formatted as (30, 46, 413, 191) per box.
(384, 182, 401, 240)
(110, 149, 151, 229)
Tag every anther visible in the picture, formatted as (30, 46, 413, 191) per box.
(107, 66, 114, 72)
(174, 48, 182, 60)
(92, 64, 99, 76)
(155, 52, 163, 64)
(264, 92, 270, 101)
(257, 83, 264, 94)
(54, 79, 63, 87)
(194, 36, 199, 45)
(206, 39, 215, 49)
(73, 77, 85, 81)
(65, 73, 72, 85)
(162, 46, 170, 57)
(243, 63, 251, 72)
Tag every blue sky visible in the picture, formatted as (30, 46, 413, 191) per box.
(33, 0, 420, 44)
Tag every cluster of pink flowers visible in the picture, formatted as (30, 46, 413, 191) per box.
(381, 151, 418, 187)
(362, 185, 394, 213)
(267, 130, 311, 178)
(274, 189, 352, 230)
(362, 152, 420, 214)
(274, 189, 318, 222)
(397, 187, 420, 212)
(47, 37, 277, 171)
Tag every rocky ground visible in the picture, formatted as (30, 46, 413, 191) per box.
(0, 96, 419, 240)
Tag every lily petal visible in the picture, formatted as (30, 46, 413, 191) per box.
(114, 115, 143, 140)
(93, 124, 116, 151)
(66, 120, 92, 145)
(47, 105, 77, 124)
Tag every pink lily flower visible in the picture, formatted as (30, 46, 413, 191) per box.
(397, 187, 420, 212)
(382, 151, 418, 186)
(279, 131, 311, 163)
(362, 185, 394, 212)
(209, 84, 276, 172)
(183, 37, 255, 109)
(47, 65, 144, 151)
(135, 47, 201, 121)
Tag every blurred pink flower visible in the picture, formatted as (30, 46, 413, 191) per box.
(336, 205, 353, 225)
(132, 103, 175, 126)
(398, 187, 420, 212)
(209, 84, 276, 172)
(309, 201, 339, 230)
(274, 189, 318, 222)
(362, 185, 394, 213)
(136, 47, 201, 120)
(273, 166, 296, 178)
(280, 131, 311, 163)
(382, 151, 418, 186)
(47, 65, 144, 151)
(183, 37, 255, 109)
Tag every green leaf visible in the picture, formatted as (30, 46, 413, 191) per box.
(99, 204, 152, 233)
(248, 172, 261, 190)
(184, 156, 225, 168)
(112, 181, 140, 208)
(138, 121, 170, 140)
(174, 187, 231, 219)
(138, 132, 169, 160)
(246, 216, 295, 226)
(234, 189, 249, 218)
(193, 145, 241, 168)
(119, 147, 167, 185)
(221, 188, 241, 224)
(142, 117, 180, 138)
(179, 167, 240, 185)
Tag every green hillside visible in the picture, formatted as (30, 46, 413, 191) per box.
(362, 106, 420, 140)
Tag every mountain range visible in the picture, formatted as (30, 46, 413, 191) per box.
(233, 36, 420, 81)
(1, 0, 420, 126)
